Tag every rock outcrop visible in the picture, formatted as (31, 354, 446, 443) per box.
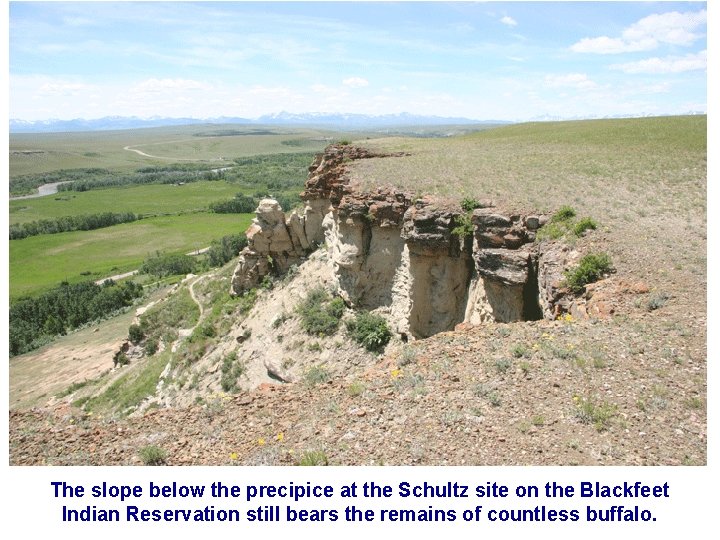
(232, 144, 588, 339)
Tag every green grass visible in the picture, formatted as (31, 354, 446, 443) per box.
(83, 352, 169, 416)
(9, 125, 337, 177)
(10, 212, 253, 299)
(9, 181, 246, 224)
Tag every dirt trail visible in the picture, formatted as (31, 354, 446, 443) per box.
(95, 270, 139, 285)
(122, 136, 229, 162)
(171, 274, 209, 352)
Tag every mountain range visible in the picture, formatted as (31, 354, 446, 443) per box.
(9, 112, 509, 133)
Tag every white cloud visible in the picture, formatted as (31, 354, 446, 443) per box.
(570, 36, 655, 54)
(342, 77, 369, 88)
(500, 16, 517, 27)
(610, 50, 707, 74)
(131, 78, 212, 93)
(37, 81, 96, 96)
(623, 10, 706, 46)
(544, 73, 597, 90)
(570, 9, 706, 54)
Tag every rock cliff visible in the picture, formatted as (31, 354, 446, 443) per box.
(231, 144, 586, 339)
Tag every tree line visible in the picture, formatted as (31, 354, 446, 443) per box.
(9, 212, 138, 240)
(9, 280, 143, 356)
(139, 233, 248, 277)
(209, 192, 302, 214)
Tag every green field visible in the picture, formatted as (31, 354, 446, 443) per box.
(9, 125, 339, 177)
(10, 213, 253, 299)
(8, 125, 337, 299)
(9, 180, 250, 224)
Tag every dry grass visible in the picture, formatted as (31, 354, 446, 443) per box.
(349, 115, 706, 313)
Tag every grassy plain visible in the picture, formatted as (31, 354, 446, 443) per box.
(9, 124, 336, 177)
(351, 115, 706, 305)
(10, 213, 252, 299)
(9, 180, 248, 224)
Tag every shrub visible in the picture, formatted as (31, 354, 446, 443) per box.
(573, 217, 597, 236)
(296, 288, 345, 336)
(347, 381, 366, 397)
(647, 292, 670, 311)
(304, 365, 331, 386)
(495, 358, 512, 373)
(128, 324, 144, 344)
(139, 445, 167, 465)
(145, 338, 159, 356)
(209, 194, 257, 214)
(205, 233, 248, 267)
(296, 450, 329, 466)
(140, 252, 196, 277)
(460, 197, 482, 212)
(574, 396, 617, 432)
(114, 352, 130, 367)
(551, 205, 576, 223)
(564, 252, 613, 293)
(220, 352, 245, 392)
(451, 213, 474, 238)
(346, 312, 392, 352)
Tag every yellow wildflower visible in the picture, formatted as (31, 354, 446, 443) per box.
(257, 438, 266, 446)
(276, 432, 284, 442)
(391, 368, 402, 378)
(229, 452, 238, 460)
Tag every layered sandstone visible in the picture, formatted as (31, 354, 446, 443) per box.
(231, 144, 584, 339)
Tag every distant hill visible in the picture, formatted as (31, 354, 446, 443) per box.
(9, 113, 509, 133)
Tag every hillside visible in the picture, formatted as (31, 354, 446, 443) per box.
(9, 116, 707, 466)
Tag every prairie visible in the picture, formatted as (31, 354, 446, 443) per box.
(9, 180, 248, 224)
(9, 124, 335, 176)
(10, 212, 252, 299)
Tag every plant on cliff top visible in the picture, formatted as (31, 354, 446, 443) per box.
(460, 197, 482, 212)
(451, 212, 474, 238)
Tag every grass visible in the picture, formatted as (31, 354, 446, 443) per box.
(574, 396, 617, 432)
(139, 445, 167, 466)
(10, 212, 253, 299)
(139, 287, 200, 345)
(349, 116, 706, 226)
(9, 180, 245, 225)
(9, 125, 337, 177)
(296, 450, 329, 466)
(82, 352, 169, 416)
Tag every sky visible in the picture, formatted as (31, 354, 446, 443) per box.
(8, 1, 708, 122)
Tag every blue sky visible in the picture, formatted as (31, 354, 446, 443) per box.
(8, 1, 707, 121)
